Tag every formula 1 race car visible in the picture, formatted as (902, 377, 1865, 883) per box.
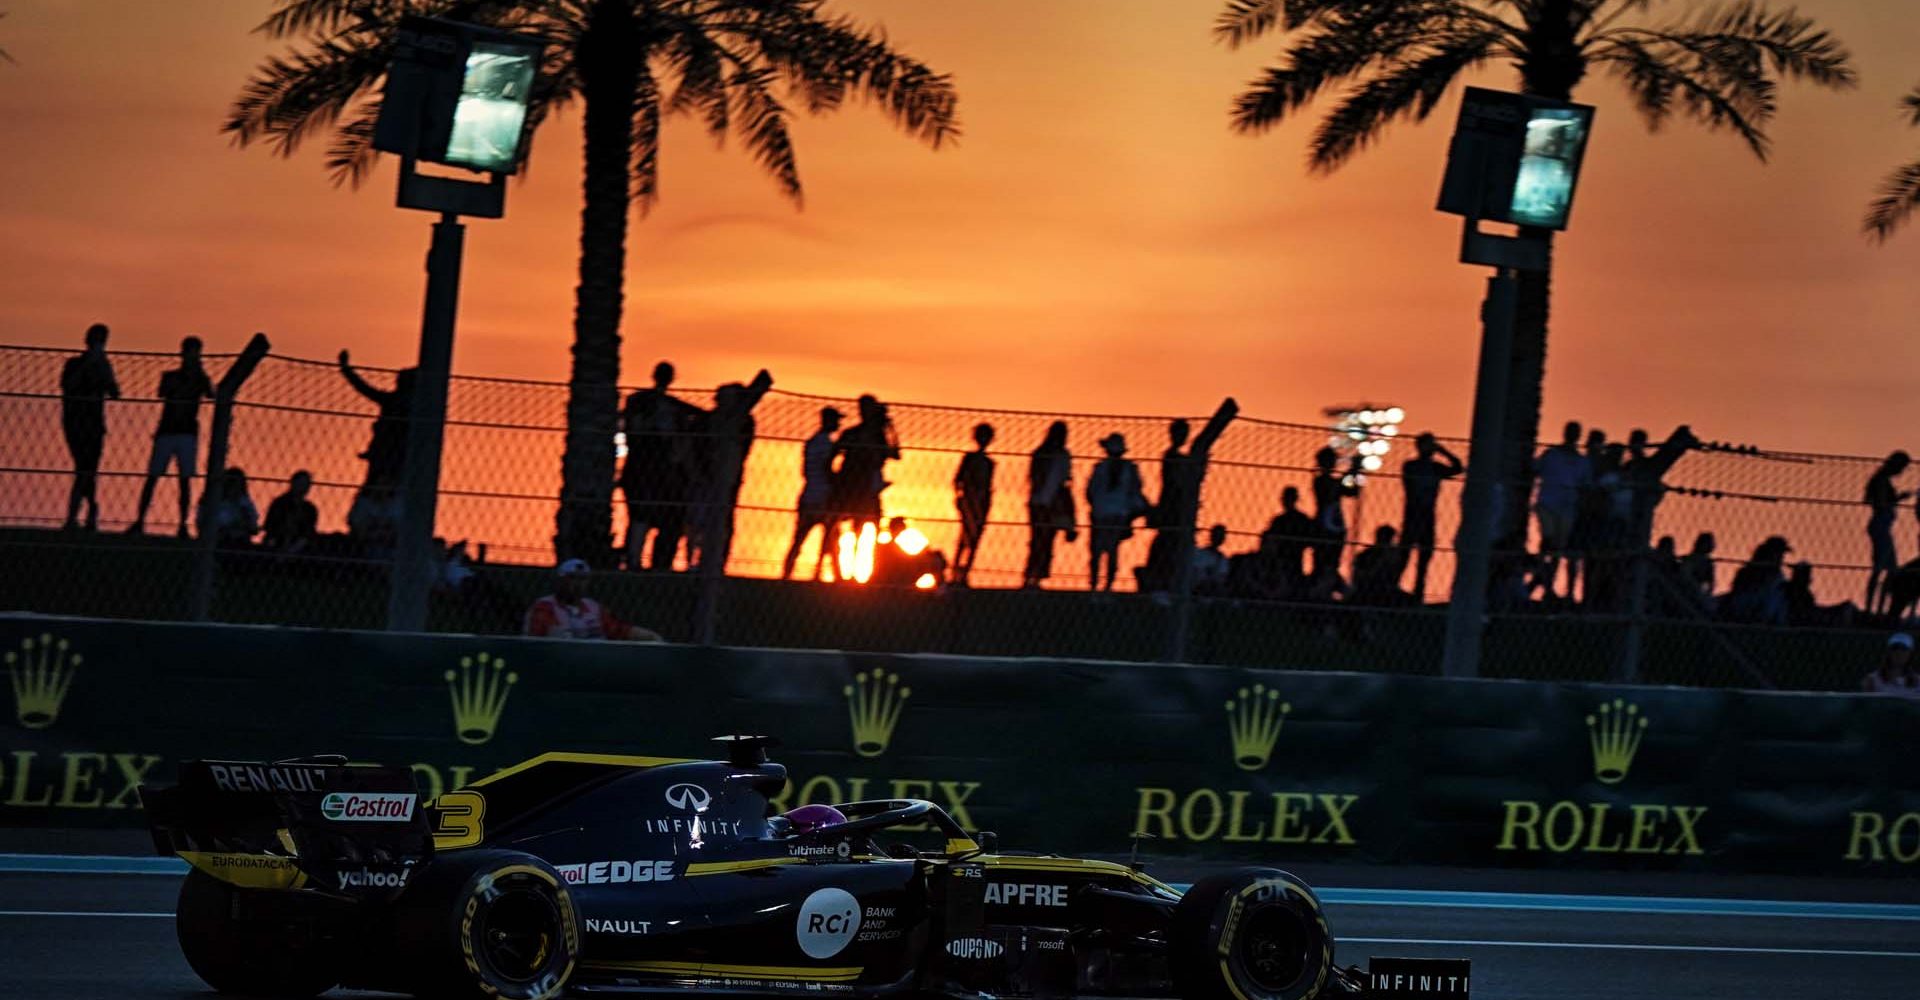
(141, 737, 1464, 999)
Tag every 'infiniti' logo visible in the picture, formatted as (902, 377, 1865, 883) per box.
(664, 783, 711, 811)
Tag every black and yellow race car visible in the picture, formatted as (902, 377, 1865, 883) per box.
(142, 736, 1453, 1000)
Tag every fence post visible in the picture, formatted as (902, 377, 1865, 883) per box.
(188, 333, 272, 622)
(1618, 550, 1649, 683)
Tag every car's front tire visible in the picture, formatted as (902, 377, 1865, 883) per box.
(176, 868, 337, 997)
(389, 849, 580, 1000)
(1170, 868, 1333, 1000)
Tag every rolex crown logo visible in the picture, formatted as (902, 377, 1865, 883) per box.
(1586, 698, 1649, 785)
(1226, 684, 1290, 771)
(446, 653, 517, 746)
(7, 633, 80, 730)
(845, 670, 910, 758)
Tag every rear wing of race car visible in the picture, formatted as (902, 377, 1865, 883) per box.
(141, 756, 433, 898)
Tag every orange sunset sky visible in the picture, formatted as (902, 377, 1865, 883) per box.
(2, 0, 1919, 457)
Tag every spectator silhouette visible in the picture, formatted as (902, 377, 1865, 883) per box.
(1680, 531, 1717, 606)
(1399, 432, 1462, 600)
(262, 470, 319, 554)
(1533, 421, 1590, 600)
(1863, 633, 1919, 696)
(1260, 486, 1316, 598)
(130, 336, 214, 536)
(1023, 421, 1075, 589)
(951, 422, 995, 587)
(197, 467, 259, 548)
(1310, 446, 1360, 583)
(1086, 433, 1149, 591)
(347, 484, 401, 559)
(1351, 525, 1411, 606)
(690, 370, 773, 575)
(1565, 427, 1612, 604)
(783, 406, 843, 580)
(829, 394, 900, 535)
(1865, 450, 1910, 614)
(620, 361, 702, 571)
(1624, 425, 1699, 549)
(1139, 420, 1194, 591)
(525, 558, 661, 640)
(59, 323, 121, 531)
(1722, 535, 1792, 625)
(337, 350, 416, 492)
(1192, 523, 1230, 595)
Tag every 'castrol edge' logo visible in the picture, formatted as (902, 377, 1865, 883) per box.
(321, 791, 417, 822)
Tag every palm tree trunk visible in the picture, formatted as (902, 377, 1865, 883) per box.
(554, 6, 639, 565)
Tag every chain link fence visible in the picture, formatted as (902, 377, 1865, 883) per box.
(0, 343, 1900, 691)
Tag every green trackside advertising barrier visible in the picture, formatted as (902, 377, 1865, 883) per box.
(2, 614, 1917, 875)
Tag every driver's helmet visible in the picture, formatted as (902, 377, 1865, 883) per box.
(784, 804, 847, 834)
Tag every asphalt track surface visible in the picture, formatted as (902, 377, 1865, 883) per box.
(2, 860, 1917, 1000)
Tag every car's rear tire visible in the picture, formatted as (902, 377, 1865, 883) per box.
(1170, 868, 1333, 1000)
(176, 869, 337, 997)
(388, 849, 579, 1000)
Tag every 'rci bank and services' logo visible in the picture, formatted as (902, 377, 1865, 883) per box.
(769, 668, 983, 830)
(1496, 698, 1707, 856)
(1130, 683, 1360, 849)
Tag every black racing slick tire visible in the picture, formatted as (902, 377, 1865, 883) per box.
(389, 849, 580, 1000)
(1170, 868, 1334, 1000)
(176, 869, 337, 997)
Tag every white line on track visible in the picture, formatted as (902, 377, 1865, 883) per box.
(2, 910, 170, 919)
(1344, 937, 1920, 959)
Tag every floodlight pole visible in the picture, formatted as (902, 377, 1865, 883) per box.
(387, 210, 465, 633)
(385, 159, 504, 633)
(1440, 220, 1545, 679)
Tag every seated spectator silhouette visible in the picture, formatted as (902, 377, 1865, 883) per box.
(1259, 486, 1316, 599)
(524, 558, 661, 640)
(1192, 524, 1230, 595)
(262, 471, 320, 554)
(197, 467, 259, 548)
(1086, 433, 1149, 591)
(60, 323, 121, 531)
(951, 422, 996, 587)
(1785, 561, 1856, 628)
(338, 350, 416, 492)
(1399, 432, 1462, 600)
(872, 517, 947, 589)
(783, 406, 842, 580)
(1721, 536, 1791, 625)
(130, 336, 214, 536)
(1350, 525, 1411, 606)
(347, 484, 402, 560)
(1863, 633, 1920, 696)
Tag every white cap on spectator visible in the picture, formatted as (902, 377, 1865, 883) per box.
(1888, 632, 1913, 650)
(555, 558, 591, 577)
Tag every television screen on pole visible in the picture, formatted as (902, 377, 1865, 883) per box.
(443, 41, 539, 173)
(374, 18, 542, 176)
(1437, 88, 1594, 231)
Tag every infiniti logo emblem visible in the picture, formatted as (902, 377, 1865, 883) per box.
(664, 783, 711, 811)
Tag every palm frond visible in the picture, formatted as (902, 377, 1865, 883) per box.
(754, 9, 961, 150)
(1865, 160, 1920, 242)
(225, 35, 395, 170)
(1213, 0, 1284, 49)
(0, 10, 15, 65)
(631, 68, 662, 212)
(728, 64, 802, 204)
(1226, 3, 1506, 135)
(1591, 33, 1770, 157)
(1901, 86, 1920, 127)
(1305, 28, 1501, 170)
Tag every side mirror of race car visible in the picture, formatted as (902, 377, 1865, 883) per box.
(977, 831, 999, 853)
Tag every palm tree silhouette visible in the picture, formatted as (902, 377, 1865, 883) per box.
(225, 0, 959, 563)
(1217, 0, 1851, 516)
(1866, 86, 1920, 242)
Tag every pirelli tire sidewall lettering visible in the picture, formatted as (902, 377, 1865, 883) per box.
(456, 861, 579, 1000)
(1216, 877, 1331, 1000)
